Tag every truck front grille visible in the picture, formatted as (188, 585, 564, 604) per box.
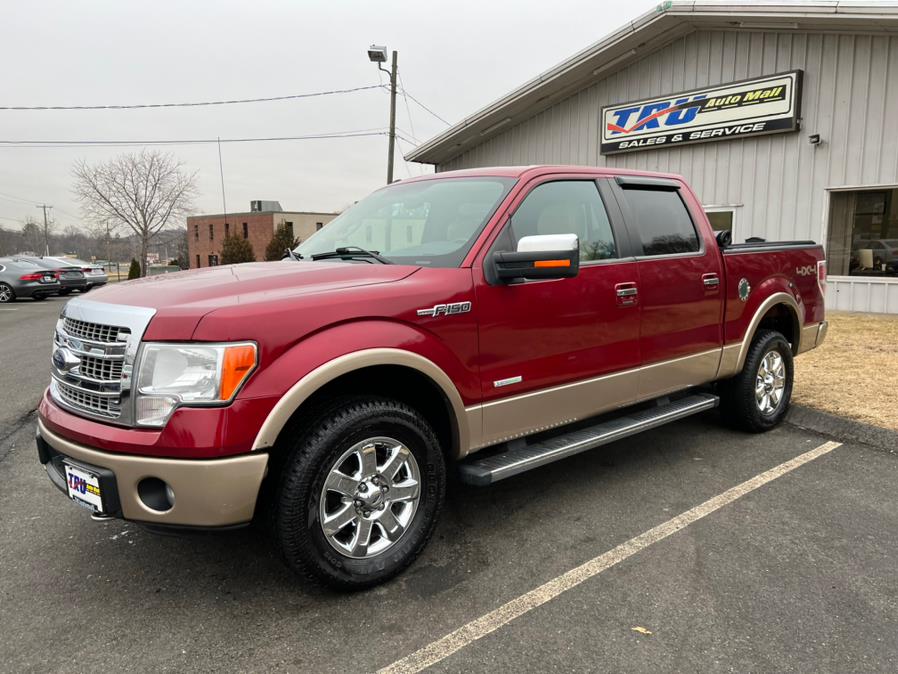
(52, 379, 119, 418)
(63, 317, 129, 344)
(50, 301, 155, 426)
(77, 355, 124, 382)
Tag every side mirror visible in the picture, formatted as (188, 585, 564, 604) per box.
(492, 233, 580, 282)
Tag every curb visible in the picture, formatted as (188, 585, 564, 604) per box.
(787, 404, 898, 454)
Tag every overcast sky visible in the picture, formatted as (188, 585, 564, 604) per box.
(1, 0, 655, 232)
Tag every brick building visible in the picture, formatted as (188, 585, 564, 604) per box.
(187, 201, 338, 268)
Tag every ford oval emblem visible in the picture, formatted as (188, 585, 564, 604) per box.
(53, 347, 80, 372)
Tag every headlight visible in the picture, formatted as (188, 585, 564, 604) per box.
(135, 342, 257, 427)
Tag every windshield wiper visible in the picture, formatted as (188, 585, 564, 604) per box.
(310, 246, 393, 264)
(282, 248, 303, 261)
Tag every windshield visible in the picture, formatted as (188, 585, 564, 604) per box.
(294, 177, 516, 267)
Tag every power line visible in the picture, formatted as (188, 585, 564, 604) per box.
(0, 129, 394, 149)
(397, 72, 419, 144)
(0, 84, 388, 111)
(398, 86, 451, 126)
(0, 191, 44, 206)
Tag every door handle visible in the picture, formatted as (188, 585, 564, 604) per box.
(702, 273, 720, 288)
(615, 282, 638, 306)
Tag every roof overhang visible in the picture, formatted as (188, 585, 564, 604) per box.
(407, 1, 898, 166)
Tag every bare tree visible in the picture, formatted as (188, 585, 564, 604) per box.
(73, 150, 197, 276)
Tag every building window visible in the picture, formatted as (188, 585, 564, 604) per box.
(704, 206, 737, 239)
(243, 222, 248, 239)
(284, 221, 294, 239)
(194, 224, 199, 240)
(209, 223, 214, 241)
(316, 222, 323, 231)
(224, 222, 230, 238)
(195, 254, 200, 268)
(827, 188, 898, 278)
(208, 254, 219, 266)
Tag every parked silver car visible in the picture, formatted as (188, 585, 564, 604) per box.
(0, 257, 62, 302)
(47, 257, 108, 291)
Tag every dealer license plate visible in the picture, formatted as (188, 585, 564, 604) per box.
(64, 463, 104, 512)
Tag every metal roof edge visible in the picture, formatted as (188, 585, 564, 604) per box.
(407, 0, 898, 164)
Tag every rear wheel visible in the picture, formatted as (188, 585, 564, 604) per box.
(0, 283, 14, 303)
(273, 397, 445, 589)
(719, 329, 793, 432)
(58, 289, 72, 296)
(32, 294, 47, 301)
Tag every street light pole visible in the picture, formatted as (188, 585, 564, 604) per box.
(368, 45, 398, 185)
(386, 50, 398, 185)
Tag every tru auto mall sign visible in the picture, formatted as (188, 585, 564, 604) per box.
(601, 70, 802, 155)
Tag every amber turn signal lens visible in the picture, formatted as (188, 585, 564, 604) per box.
(220, 344, 257, 399)
(533, 259, 571, 268)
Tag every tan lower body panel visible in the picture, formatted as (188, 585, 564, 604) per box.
(797, 321, 828, 355)
(469, 349, 721, 452)
(39, 421, 268, 527)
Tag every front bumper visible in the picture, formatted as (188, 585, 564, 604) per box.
(37, 420, 268, 527)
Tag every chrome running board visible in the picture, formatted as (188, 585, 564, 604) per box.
(458, 393, 719, 486)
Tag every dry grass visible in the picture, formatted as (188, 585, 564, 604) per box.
(793, 311, 898, 431)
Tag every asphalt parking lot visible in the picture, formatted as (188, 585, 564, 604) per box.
(2, 296, 897, 673)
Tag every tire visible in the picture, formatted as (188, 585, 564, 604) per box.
(273, 396, 445, 590)
(719, 329, 794, 433)
(32, 294, 47, 301)
(0, 283, 14, 303)
(58, 289, 72, 296)
(79, 286, 91, 293)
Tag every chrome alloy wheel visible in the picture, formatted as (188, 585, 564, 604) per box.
(319, 437, 421, 559)
(755, 350, 786, 415)
(0, 284, 12, 303)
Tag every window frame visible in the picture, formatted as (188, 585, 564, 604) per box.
(488, 177, 632, 270)
(610, 179, 705, 260)
(703, 205, 739, 241)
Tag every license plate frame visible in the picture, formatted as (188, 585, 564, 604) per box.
(63, 461, 105, 513)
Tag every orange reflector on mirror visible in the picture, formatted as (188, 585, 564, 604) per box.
(534, 259, 571, 268)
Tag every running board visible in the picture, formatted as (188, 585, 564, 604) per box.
(458, 393, 719, 486)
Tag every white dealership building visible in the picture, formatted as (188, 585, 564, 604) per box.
(409, 1, 898, 313)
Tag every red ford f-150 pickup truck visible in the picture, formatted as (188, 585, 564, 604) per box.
(38, 166, 827, 588)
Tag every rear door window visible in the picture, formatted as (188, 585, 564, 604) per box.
(621, 188, 700, 256)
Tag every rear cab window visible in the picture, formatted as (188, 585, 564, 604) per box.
(618, 183, 701, 256)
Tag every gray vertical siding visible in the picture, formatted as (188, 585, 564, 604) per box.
(438, 29, 898, 251)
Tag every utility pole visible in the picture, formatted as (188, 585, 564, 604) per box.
(387, 50, 398, 185)
(367, 45, 398, 185)
(36, 204, 52, 255)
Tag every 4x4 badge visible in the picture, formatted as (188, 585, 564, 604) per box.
(416, 301, 472, 318)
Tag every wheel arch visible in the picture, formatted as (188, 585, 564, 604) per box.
(251, 348, 472, 460)
(732, 292, 802, 374)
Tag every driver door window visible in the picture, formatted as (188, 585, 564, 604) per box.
(500, 180, 618, 261)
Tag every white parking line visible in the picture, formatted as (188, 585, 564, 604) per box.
(0, 308, 18, 311)
(379, 440, 842, 674)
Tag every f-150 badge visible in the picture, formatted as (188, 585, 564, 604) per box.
(417, 301, 472, 318)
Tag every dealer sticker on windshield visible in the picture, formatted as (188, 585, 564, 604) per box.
(64, 463, 103, 512)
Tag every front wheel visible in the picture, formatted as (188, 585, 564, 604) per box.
(273, 397, 445, 589)
(719, 329, 794, 432)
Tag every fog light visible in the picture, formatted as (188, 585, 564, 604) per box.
(137, 477, 175, 512)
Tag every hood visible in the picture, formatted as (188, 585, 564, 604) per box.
(81, 261, 419, 340)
